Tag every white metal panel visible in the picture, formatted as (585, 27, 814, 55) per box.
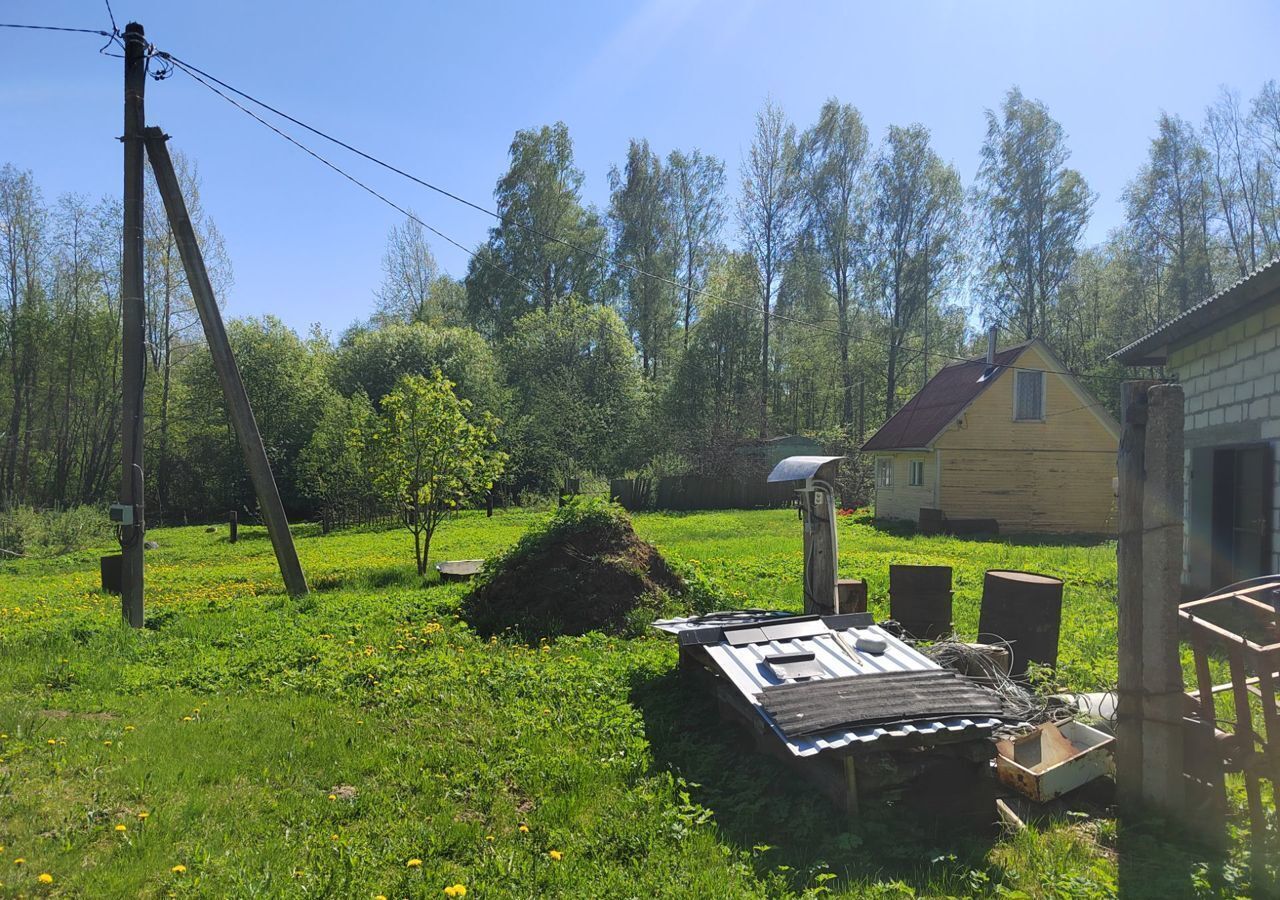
(703, 624, 1002, 757)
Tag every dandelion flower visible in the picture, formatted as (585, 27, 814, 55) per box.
(181, 716, 192, 722)
(46, 739, 57, 745)
(137, 812, 149, 820)
(124, 725, 135, 732)
(330, 834, 339, 841)
(444, 885, 467, 898)
(38, 872, 53, 884)
(518, 824, 529, 833)
(327, 793, 337, 801)
(115, 824, 127, 833)
(406, 858, 422, 868)
(548, 849, 563, 861)
(171, 864, 187, 874)
(485, 835, 494, 842)
(14, 857, 25, 865)
(103, 740, 112, 746)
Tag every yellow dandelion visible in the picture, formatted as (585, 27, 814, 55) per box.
(14, 857, 25, 865)
(444, 885, 467, 898)
(38, 872, 53, 884)
(548, 849, 563, 861)
(181, 716, 193, 722)
(137, 812, 149, 820)
(46, 739, 57, 745)
(124, 725, 135, 732)
(171, 864, 187, 874)
(406, 858, 423, 868)
(327, 793, 337, 801)
(115, 824, 127, 833)
(330, 833, 339, 841)
(485, 835, 494, 842)
(518, 824, 529, 833)
(376, 896, 387, 900)
(103, 740, 112, 746)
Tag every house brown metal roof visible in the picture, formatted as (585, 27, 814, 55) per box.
(1112, 257, 1280, 365)
(861, 344, 1029, 452)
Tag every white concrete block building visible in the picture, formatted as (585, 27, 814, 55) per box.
(1116, 258, 1280, 593)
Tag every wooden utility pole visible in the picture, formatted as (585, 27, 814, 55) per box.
(143, 128, 308, 597)
(119, 22, 147, 627)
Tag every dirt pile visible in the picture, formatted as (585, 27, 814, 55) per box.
(463, 500, 703, 640)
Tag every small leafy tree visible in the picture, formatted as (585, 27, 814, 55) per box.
(371, 372, 506, 575)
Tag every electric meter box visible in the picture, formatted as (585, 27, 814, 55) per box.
(109, 503, 135, 526)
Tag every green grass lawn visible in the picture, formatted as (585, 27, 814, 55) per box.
(0, 509, 1247, 897)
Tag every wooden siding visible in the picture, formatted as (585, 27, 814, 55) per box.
(873, 452, 936, 522)
(933, 344, 1118, 534)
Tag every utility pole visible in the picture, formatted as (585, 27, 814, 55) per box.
(118, 22, 147, 627)
(144, 128, 308, 597)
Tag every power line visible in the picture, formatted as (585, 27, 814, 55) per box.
(157, 47, 1130, 386)
(102, 1, 118, 36)
(0, 22, 113, 36)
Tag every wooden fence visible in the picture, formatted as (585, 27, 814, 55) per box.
(320, 500, 401, 533)
(610, 475, 797, 512)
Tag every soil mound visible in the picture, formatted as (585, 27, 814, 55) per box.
(463, 500, 701, 640)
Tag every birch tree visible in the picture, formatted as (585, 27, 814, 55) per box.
(974, 88, 1093, 340)
(738, 99, 798, 437)
(796, 98, 869, 426)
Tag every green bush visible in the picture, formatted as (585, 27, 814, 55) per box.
(0, 505, 112, 558)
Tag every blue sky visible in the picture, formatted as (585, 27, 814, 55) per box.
(2, 0, 1279, 335)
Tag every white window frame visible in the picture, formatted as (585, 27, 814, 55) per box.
(878, 458, 893, 488)
(1013, 370, 1046, 422)
(909, 460, 924, 486)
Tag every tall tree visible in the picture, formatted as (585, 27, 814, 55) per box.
(1124, 113, 1214, 314)
(974, 87, 1094, 339)
(1249, 81, 1280, 259)
(796, 98, 869, 426)
(665, 149, 725, 350)
(465, 123, 606, 337)
(372, 215, 440, 325)
(0, 165, 46, 505)
(608, 139, 676, 378)
(870, 124, 965, 416)
(1205, 89, 1271, 276)
(738, 99, 799, 437)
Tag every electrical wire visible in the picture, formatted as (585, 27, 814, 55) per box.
(0, 23, 113, 35)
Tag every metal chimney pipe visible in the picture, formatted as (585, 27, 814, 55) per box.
(987, 325, 998, 366)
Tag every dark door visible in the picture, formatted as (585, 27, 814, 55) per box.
(1211, 445, 1273, 586)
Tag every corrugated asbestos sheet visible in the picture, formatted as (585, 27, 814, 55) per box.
(701, 622, 1003, 758)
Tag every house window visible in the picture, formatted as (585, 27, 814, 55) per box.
(878, 459, 893, 488)
(1014, 370, 1044, 421)
(909, 460, 924, 486)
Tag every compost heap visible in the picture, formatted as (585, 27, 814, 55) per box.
(463, 502, 690, 640)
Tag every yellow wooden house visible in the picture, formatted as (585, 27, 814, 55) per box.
(862, 339, 1119, 534)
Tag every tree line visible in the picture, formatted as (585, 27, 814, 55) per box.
(3, 81, 1280, 519)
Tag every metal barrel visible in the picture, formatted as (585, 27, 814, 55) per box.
(978, 569, 1064, 678)
(889, 564, 954, 640)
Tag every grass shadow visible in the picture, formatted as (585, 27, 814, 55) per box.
(856, 511, 1113, 551)
(630, 668, 999, 892)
